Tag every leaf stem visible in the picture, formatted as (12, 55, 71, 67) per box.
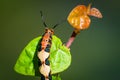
(66, 30, 79, 48)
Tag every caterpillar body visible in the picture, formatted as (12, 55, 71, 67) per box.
(37, 28, 54, 80)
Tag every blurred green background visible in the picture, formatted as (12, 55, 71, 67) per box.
(0, 0, 120, 80)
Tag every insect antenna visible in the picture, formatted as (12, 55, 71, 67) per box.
(52, 19, 65, 29)
(40, 11, 47, 27)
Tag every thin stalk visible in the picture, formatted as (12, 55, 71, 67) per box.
(66, 30, 79, 48)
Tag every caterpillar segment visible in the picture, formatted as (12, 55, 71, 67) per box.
(37, 28, 53, 80)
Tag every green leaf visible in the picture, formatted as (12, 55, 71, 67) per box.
(52, 74, 61, 80)
(14, 35, 71, 77)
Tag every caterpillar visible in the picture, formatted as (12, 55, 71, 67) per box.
(37, 11, 61, 80)
(37, 28, 53, 80)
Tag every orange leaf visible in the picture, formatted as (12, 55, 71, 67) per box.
(67, 4, 102, 32)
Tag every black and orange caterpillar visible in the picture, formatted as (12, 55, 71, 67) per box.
(37, 28, 53, 80)
(36, 11, 62, 80)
